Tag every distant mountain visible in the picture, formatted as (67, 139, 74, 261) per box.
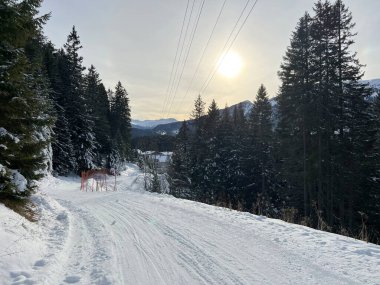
(220, 100, 253, 116)
(132, 118, 177, 129)
(153, 121, 193, 136)
(362, 78, 380, 89)
(132, 79, 378, 138)
(361, 78, 380, 102)
(131, 99, 282, 138)
(151, 102, 255, 137)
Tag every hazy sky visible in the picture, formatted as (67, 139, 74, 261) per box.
(39, 0, 380, 120)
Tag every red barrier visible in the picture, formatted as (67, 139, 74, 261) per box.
(80, 169, 116, 192)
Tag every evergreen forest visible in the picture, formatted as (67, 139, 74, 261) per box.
(0, 0, 132, 196)
(169, 1, 380, 243)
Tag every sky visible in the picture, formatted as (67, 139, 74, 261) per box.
(39, 0, 380, 120)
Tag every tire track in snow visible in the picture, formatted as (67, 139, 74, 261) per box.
(39, 169, 371, 285)
(93, 199, 175, 285)
(95, 198, 252, 284)
(98, 193, 357, 285)
(48, 199, 114, 285)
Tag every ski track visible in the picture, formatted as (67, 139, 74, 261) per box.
(2, 165, 380, 284)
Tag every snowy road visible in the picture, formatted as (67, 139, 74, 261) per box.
(1, 164, 380, 284)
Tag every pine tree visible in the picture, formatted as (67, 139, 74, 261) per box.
(109, 81, 132, 162)
(375, 94, 380, 175)
(204, 99, 219, 140)
(212, 106, 234, 206)
(85, 65, 112, 165)
(191, 94, 206, 134)
(51, 105, 76, 175)
(277, 12, 314, 217)
(373, 95, 380, 235)
(246, 85, 276, 214)
(0, 0, 54, 195)
(230, 104, 248, 208)
(189, 95, 211, 201)
(308, 0, 377, 231)
(202, 100, 220, 203)
(63, 27, 98, 172)
(277, 0, 379, 239)
(41, 43, 76, 175)
(151, 170, 161, 193)
(169, 120, 191, 198)
(251, 86, 273, 189)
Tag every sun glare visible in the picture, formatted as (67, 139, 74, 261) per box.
(217, 51, 243, 78)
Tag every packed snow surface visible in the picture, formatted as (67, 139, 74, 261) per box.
(1, 164, 380, 284)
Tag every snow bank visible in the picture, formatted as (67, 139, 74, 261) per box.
(9, 170, 27, 193)
(0, 189, 72, 284)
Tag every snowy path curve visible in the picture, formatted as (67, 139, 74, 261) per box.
(1, 164, 380, 284)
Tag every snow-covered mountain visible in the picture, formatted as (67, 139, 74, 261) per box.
(151, 101, 256, 137)
(132, 118, 177, 129)
(363, 78, 380, 99)
(132, 79, 380, 138)
(360, 78, 380, 102)
(220, 100, 254, 116)
(132, 102, 254, 134)
(131, 100, 279, 137)
(362, 78, 380, 90)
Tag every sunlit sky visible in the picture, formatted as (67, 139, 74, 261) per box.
(39, 0, 380, 120)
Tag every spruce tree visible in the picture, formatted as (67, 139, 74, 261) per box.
(169, 120, 191, 198)
(0, 0, 54, 195)
(373, 95, 380, 236)
(41, 43, 76, 175)
(202, 100, 220, 203)
(63, 27, 98, 172)
(277, 13, 314, 216)
(51, 105, 76, 175)
(277, 0, 379, 239)
(243, 85, 276, 214)
(204, 100, 219, 138)
(191, 94, 206, 135)
(188, 95, 207, 200)
(213, 106, 234, 206)
(85, 65, 112, 165)
(109, 81, 132, 162)
(230, 104, 248, 208)
(309, 0, 377, 231)
(249, 85, 274, 202)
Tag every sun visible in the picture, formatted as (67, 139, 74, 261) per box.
(217, 51, 243, 78)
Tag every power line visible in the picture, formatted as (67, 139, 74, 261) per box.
(164, 0, 197, 116)
(175, 0, 228, 112)
(161, 0, 190, 115)
(198, 0, 252, 96)
(166, 0, 205, 117)
(164, 0, 260, 118)
(201, 0, 259, 96)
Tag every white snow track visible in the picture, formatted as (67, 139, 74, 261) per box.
(1, 164, 380, 284)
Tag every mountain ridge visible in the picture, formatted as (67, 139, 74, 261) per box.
(132, 118, 177, 129)
(132, 78, 379, 138)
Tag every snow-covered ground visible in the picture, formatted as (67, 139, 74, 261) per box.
(1, 164, 380, 285)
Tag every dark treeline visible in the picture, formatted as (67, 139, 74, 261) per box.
(132, 135, 176, 152)
(0, 0, 131, 196)
(169, 0, 380, 243)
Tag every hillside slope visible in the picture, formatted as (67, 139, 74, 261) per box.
(0, 164, 379, 284)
